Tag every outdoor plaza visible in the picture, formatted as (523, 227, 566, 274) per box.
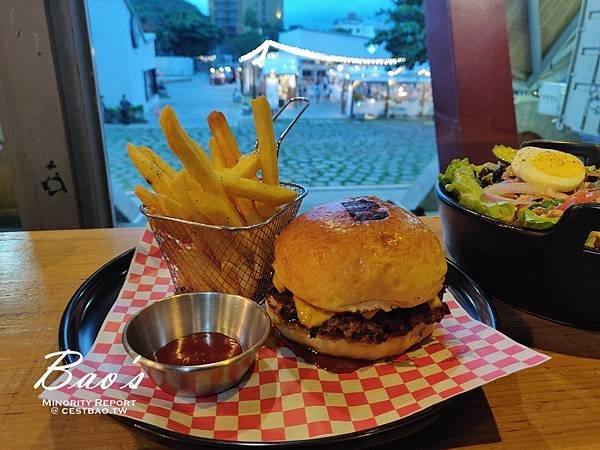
(238, 28, 433, 119)
(104, 74, 437, 215)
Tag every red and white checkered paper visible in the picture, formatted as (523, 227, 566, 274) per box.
(41, 228, 549, 442)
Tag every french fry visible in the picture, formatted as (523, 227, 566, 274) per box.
(233, 197, 263, 225)
(218, 169, 296, 205)
(222, 260, 259, 298)
(230, 151, 260, 178)
(177, 221, 242, 292)
(180, 169, 204, 193)
(169, 170, 212, 223)
(159, 106, 243, 225)
(190, 245, 239, 293)
(127, 143, 174, 196)
(208, 136, 226, 170)
(251, 96, 279, 185)
(188, 190, 244, 227)
(156, 193, 185, 218)
(130, 102, 297, 299)
(137, 146, 177, 179)
(169, 170, 191, 204)
(226, 149, 274, 220)
(207, 111, 241, 167)
(160, 106, 222, 195)
(227, 150, 268, 221)
(134, 185, 162, 213)
(255, 203, 280, 220)
(209, 265, 240, 292)
(173, 169, 204, 195)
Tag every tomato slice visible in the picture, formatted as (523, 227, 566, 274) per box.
(555, 190, 599, 211)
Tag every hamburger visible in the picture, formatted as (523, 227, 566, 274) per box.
(267, 196, 449, 361)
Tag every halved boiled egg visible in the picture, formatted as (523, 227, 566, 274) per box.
(511, 146, 585, 192)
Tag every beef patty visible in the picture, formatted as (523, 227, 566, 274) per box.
(268, 290, 450, 344)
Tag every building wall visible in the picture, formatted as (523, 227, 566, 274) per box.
(87, 0, 158, 112)
(156, 56, 194, 77)
(239, 0, 282, 33)
(332, 15, 383, 39)
(209, 0, 282, 37)
(209, 0, 238, 37)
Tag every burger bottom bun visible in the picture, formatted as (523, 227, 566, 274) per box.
(267, 304, 437, 361)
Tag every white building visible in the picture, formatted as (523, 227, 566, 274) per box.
(278, 28, 390, 59)
(332, 13, 385, 39)
(240, 29, 432, 117)
(86, 0, 159, 115)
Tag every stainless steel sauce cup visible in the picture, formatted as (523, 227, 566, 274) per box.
(122, 292, 271, 397)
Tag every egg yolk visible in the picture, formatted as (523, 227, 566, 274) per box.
(532, 152, 582, 177)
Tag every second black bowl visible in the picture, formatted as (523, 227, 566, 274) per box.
(436, 140, 600, 330)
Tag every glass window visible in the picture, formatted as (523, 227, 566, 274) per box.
(144, 69, 158, 101)
(506, 1, 589, 145)
(87, 0, 439, 226)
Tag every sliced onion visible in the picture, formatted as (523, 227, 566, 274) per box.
(482, 191, 525, 205)
(484, 182, 568, 199)
(545, 188, 569, 199)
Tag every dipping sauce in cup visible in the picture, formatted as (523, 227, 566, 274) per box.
(122, 292, 270, 397)
(154, 332, 243, 366)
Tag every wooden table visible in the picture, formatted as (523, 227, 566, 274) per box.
(1, 218, 599, 449)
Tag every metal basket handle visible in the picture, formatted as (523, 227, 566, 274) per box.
(254, 97, 310, 156)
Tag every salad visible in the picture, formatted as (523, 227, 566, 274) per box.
(439, 145, 600, 251)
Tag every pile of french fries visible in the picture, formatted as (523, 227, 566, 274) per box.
(128, 96, 297, 227)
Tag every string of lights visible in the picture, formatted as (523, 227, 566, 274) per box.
(239, 40, 406, 66)
(197, 54, 217, 62)
(387, 66, 404, 76)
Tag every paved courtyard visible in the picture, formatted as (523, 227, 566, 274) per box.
(105, 117, 437, 192)
(104, 74, 438, 215)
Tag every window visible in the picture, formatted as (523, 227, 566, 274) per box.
(12, 0, 584, 229)
(143, 69, 157, 101)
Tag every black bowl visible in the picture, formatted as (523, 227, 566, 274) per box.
(436, 140, 600, 330)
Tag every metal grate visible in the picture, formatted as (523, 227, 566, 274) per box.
(142, 182, 306, 301)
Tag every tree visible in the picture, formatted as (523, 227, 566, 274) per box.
(130, 0, 223, 56)
(370, 0, 427, 69)
(229, 31, 263, 57)
(223, 7, 282, 57)
(164, 12, 224, 56)
(243, 8, 260, 31)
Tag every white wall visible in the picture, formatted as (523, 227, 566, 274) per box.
(87, 0, 157, 112)
(156, 56, 194, 77)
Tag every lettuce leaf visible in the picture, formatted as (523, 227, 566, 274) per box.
(440, 158, 516, 222)
(518, 208, 559, 230)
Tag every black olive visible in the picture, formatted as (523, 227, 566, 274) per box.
(492, 164, 506, 183)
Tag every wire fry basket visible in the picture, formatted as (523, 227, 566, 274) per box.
(142, 97, 310, 301)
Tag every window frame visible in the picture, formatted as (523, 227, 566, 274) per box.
(0, 0, 113, 229)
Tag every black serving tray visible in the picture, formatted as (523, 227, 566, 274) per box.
(59, 249, 496, 449)
(437, 139, 600, 331)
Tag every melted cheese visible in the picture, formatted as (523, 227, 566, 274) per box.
(428, 296, 442, 309)
(361, 310, 378, 320)
(293, 296, 335, 328)
(291, 295, 444, 329)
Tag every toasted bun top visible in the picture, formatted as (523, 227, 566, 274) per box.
(272, 196, 447, 312)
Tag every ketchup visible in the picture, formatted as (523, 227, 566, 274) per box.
(154, 332, 243, 366)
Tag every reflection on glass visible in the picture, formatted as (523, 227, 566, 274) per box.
(507, 1, 599, 146)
